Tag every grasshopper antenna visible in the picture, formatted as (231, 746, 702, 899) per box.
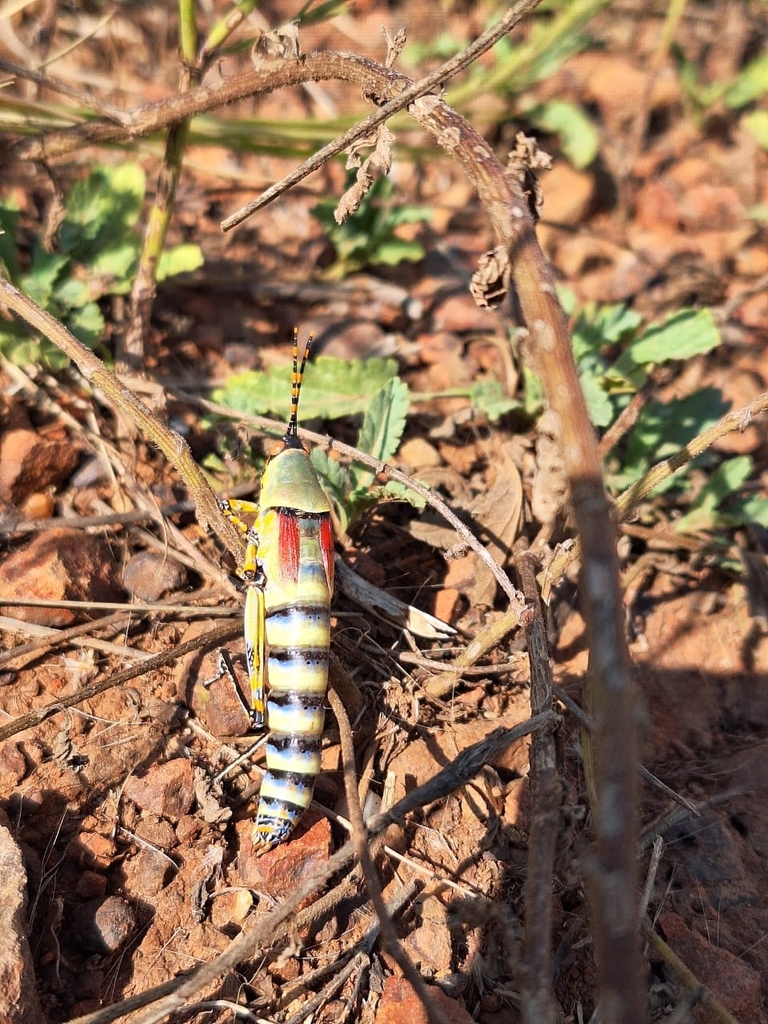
(286, 327, 313, 443)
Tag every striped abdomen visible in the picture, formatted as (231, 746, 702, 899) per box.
(254, 506, 334, 847)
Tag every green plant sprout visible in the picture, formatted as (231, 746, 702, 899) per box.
(525, 290, 768, 537)
(311, 376, 422, 534)
(0, 165, 202, 370)
(673, 41, 768, 152)
(311, 173, 431, 278)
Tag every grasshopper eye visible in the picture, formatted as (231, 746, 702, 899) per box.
(269, 440, 287, 457)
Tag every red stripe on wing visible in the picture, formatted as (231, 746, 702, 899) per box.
(277, 510, 301, 585)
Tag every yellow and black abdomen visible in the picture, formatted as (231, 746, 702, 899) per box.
(254, 506, 334, 847)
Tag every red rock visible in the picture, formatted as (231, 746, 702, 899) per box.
(123, 758, 196, 819)
(658, 911, 767, 1023)
(433, 586, 460, 625)
(402, 895, 453, 976)
(122, 549, 188, 601)
(431, 291, 500, 334)
(634, 179, 680, 231)
(67, 830, 117, 872)
(18, 491, 55, 520)
(0, 818, 45, 1024)
(541, 161, 593, 226)
(176, 626, 252, 739)
(0, 742, 27, 790)
(75, 871, 108, 899)
(234, 812, 332, 901)
(0, 529, 123, 627)
(375, 976, 474, 1024)
(0, 427, 80, 504)
(70, 896, 136, 954)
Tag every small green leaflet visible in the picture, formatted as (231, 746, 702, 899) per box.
(311, 376, 420, 533)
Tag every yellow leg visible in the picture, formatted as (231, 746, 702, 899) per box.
(220, 499, 266, 729)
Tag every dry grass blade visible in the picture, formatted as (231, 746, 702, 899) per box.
(517, 551, 560, 1024)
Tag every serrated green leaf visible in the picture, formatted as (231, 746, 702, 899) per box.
(388, 205, 432, 227)
(0, 326, 69, 371)
(580, 369, 616, 428)
(157, 243, 204, 280)
(212, 356, 400, 422)
(310, 447, 350, 532)
(733, 493, 768, 528)
(60, 165, 145, 258)
(612, 308, 720, 386)
(67, 302, 105, 348)
(382, 479, 426, 509)
(91, 241, 140, 286)
(619, 387, 729, 491)
(526, 98, 599, 169)
(675, 456, 754, 533)
(311, 447, 348, 497)
(470, 380, 520, 422)
(571, 301, 642, 360)
(357, 377, 409, 463)
(371, 237, 424, 266)
(23, 247, 70, 307)
(54, 275, 92, 309)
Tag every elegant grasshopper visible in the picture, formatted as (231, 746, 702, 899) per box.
(221, 331, 334, 850)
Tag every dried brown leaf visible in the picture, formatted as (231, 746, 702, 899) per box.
(335, 124, 395, 223)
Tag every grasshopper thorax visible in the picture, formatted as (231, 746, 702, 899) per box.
(260, 446, 329, 513)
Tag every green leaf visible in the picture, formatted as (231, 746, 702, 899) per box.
(0, 204, 21, 281)
(732, 492, 768, 529)
(54, 275, 92, 309)
(157, 243, 204, 280)
(22, 247, 70, 307)
(60, 164, 145, 258)
(724, 53, 768, 110)
(579, 367, 615, 428)
(91, 241, 140, 287)
(312, 172, 430, 274)
(525, 99, 600, 169)
(571, 301, 642, 360)
(612, 308, 720, 386)
(370, 237, 425, 266)
(0, 324, 68, 371)
(212, 355, 400, 422)
(470, 380, 521, 422)
(67, 302, 105, 348)
(619, 387, 729, 492)
(741, 109, 768, 150)
(310, 447, 351, 532)
(381, 478, 426, 509)
(675, 455, 753, 533)
(296, 0, 351, 26)
(357, 377, 409, 463)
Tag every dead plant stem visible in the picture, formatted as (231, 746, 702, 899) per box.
(517, 551, 560, 1024)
